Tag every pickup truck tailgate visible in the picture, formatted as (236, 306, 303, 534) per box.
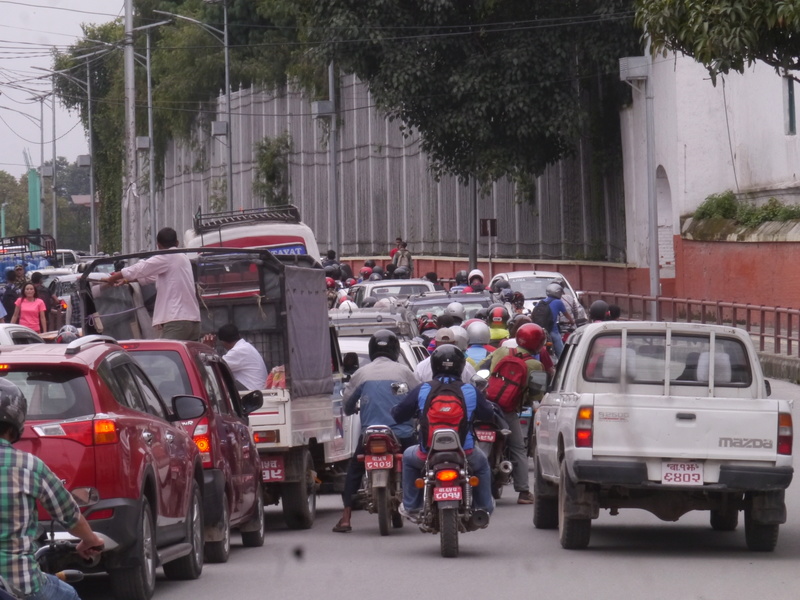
(592, 393, 781, 461)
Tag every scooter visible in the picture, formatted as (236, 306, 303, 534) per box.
(356, 424, 405, 536)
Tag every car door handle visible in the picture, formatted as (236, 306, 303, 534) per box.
(165, 432, 174, 443)
(142, 431, 154, 445)
(676, 413, 696, 421)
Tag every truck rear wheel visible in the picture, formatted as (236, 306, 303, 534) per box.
(282, 450, 317, 529)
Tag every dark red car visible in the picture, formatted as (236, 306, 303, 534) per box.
(9, 335, 207, 600)
(121, 339, 265, 563)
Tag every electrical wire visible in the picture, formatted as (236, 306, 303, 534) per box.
(721, 77, 740, 194)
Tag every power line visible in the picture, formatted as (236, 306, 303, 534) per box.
(0, 1, 121, 18)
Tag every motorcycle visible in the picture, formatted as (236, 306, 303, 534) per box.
(416, 428, 489, 558)
(356, 424, 405, 536)
(473, 417, 512, 500)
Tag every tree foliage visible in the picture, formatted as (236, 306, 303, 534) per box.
(303, 0, 640, 185)
(635, 0, 800, 81)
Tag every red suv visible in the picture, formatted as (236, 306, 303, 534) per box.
(9, 336, 207, 600)
(121, 339, 265, 562)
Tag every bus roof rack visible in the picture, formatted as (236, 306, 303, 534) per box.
(192, 205, 301, 233)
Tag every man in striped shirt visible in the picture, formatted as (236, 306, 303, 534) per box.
(0, 379, 103, 599)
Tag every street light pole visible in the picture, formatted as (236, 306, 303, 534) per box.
(51, 73, 57, 244)
(154, 5, 233, 211)
(86, 59, 96, 256)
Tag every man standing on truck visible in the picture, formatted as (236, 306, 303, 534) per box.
(332, 330, 420, 533)
(106, 227, 201, 341)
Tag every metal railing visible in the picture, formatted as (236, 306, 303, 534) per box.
(583, 292, 800, 359)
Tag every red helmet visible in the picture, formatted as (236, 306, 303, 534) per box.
(516, 323, 546, 353)
(325, 277, 336, 289)
(417, 312, 437, 332)
(359, 266, 373, 278)
(345, 277, 357, 288)
(489, 306, 509, 328)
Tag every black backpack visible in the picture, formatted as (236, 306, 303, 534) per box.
(531, 297, 554, 332)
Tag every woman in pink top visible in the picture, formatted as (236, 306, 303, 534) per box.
(11, 282, 47, 333)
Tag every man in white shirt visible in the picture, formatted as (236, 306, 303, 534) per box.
(216, 324, 268, 391)
(107, 227, 201, 340)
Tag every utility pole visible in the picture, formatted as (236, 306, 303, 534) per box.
(123, 0, 137, 253)
(51, 74, 57, 244)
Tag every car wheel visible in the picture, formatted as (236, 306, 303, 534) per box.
(241, 491, 266, 548)
(163, 481, 204, 579)
(710, 507, 739, 532)
(204, 492, 231, 563)
(532, 451, 558, 530)
(109, 500, 156, 600)
(558, 461, 591, 549)
(282, 450, 317, 530)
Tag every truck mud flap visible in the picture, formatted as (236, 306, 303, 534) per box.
(748, 490, 787, 525)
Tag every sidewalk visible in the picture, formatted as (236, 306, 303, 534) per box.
(758, 352, 800, 384)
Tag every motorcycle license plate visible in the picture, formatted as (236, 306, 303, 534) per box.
(661, 461, 703, 485)
(365, 455, 394, 470)
(433, 486, 462, 501)
(475, 429, 496, 443)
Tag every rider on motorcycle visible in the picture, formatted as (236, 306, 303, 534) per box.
(0, 379, 104, 600)
(391, 345, 495, 524)
(332, 330, 421, 533)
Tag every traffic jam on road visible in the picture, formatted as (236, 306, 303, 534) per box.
(0, 210, 793, 599)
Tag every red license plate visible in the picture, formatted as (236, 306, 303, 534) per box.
(261, 455, 285, 482)
(365, 455, 394, 470)
(433, 486, 462, 501)
(475, 429, 496, 443)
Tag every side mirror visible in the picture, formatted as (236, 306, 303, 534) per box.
(765, 380, 772, 397)
(171, 395, 206, 421)
(391, 382, 409, 396)
(241, 390, 264, 415)
(470, 373, 488, 392)
(528, 371, 547, 395)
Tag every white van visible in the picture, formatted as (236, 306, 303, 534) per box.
(183, 206, 321, 262)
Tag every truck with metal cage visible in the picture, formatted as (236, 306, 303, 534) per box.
(78, 247, 356, 530)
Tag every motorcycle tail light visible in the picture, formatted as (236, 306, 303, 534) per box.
(469, 476, 479, 487)
(435, 469, 459, 482)
(366, 439, 388, 454)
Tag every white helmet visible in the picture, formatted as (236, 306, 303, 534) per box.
(466, 321, 491, 346)
(545, 283, 563, 298)
(468, 268, 484, 283)
(445, 301, 466, 322)
(450, 325, 469, 352)
(339, 300, 358, 312)
(374, 297, 396, 309)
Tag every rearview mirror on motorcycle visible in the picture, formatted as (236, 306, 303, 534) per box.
(391, 382, 408, 396)
(470, 373, 488, 393)
(528, 371, 547, 395)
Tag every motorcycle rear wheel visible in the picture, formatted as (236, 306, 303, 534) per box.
(376, 487, 391, 536)
(439, 507, 459, 558)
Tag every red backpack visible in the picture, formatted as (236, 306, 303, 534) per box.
(419, 381, 468, 448)
(486, 348, 529, 412)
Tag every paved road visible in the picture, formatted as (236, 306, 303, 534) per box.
(75, 379, 800, 600)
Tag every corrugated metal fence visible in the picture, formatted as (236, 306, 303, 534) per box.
(154, 74, 627, 262)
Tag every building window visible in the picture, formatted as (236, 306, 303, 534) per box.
(785, 76, 796, 135)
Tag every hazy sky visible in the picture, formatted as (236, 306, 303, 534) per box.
(0, 1, 123, 179)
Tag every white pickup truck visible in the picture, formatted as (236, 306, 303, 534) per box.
(533, 321, 794, 551)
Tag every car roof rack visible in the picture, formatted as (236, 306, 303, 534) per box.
(65, 334, 118, 355)
(192, 205, 301, 233)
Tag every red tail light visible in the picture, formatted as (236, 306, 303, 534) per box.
(60, 300, 68, 311)
(366, 438, 388, 455)
(778, 412, 793, 455)
(575, 406, 593, 448)
(33, 419, 118, 446)
(193, 418, 213, 467)
(435, 469, 459, 482)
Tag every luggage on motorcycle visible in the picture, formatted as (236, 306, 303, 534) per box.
(420, 381, 468, 448)
(531, 297, 554, 332)
(486, 348, 528, 412)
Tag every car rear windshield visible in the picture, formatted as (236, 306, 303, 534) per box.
(506, 277, 557, 299)
(128, 350, 193, 400)
(3, 369, 94, 420)
(583, 332, 752, 387)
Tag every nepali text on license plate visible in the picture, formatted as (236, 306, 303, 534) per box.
(475, 430, 496, 443)
(661, 461, 703, 485)
(365, 455, 394, 470)
(433, 486, 462, 501)
(261, 455, 285, 482)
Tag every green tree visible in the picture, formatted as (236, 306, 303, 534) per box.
(0, 171, 27, 237)
(634, 0, 800, 81)
(303, 0, 640, 186)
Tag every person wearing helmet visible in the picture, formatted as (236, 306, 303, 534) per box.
(491, 278, 511, 294)
(371, 265, 385, 279)
(450, 325, 469, 352)
(392, 345, 496, 524)
(326, 277, 338, 309)
(344, 277, 357, 289)
(465, 320, 495, 367)
(553, 278, 587, 329)
(485, 323, 547, 505)
(464, 268, 485, 293)
(368, 272, 383, 281)
(321, 250, 339, 269)
(450, 269, 469, 292)
(324, 263, 342, 282)
(392, 265, 411, 279)
(444, 301, 466, 325)
(373, 297, 396, 309)
(416, 312, 438, 338)
(424, 313, 456, 352)
(541, 283, 575, 359)
(511, 291, 527, 315)
(332, 330, 420, 533)
(414, 327, 476, 382)
(55, 331, 79, 344)
(358, 266, 373, 282)
(361, 296, 378, 308)
(0, 379, 105, 598)
(338, 299, 358, 312)
(589, 300, 610, 322)
(487, 305, 511, 347)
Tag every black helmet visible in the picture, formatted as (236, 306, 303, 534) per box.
(362, 295, 378, 308)
(324, 264, 341, 280)
(430, 345, 465, 378)
(0, 379, 27, 442)
(454, 270, 468, 285)
(473, 307, 489, 322)
(393, 266, 411, 279)
(491, 279, 510, 293)
(589, 300, 610, 321)
(368, 329, 400, 362)
(364, 260, 377, 269)
(368, 272, 383, 281)
(372, 265, 384, 277)
(56, 331, 79, 344)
